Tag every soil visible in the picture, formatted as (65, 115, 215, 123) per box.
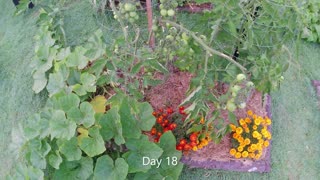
(145, 71, 272, 173)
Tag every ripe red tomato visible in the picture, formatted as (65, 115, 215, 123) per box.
(189, 141, 197, 147)
(179, 106, 185, 111)
(154, 137, 159, 143)
(163, 128, 170, 132)
(169, 123, 177, 130)
(157, 132, 162, 137)
(167, 107, 173, 114)
(176, 145, 183, 151)
(183, 144, 192, 151)
(179, 139, 187, 146)
(156, 117, 163, 124)
(151, 128, 157, 135)
(189, 133, 198, 142)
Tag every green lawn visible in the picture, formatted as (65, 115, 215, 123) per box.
(0, 0, 319, 179)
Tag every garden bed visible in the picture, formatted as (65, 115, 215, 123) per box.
(146, 71, 272, 173)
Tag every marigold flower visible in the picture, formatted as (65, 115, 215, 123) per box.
(244, 138, 251, 145)
(245, 117, 251, 123)
(254, 118, 261, 125)
(242, 151, 249, 158)
(239, 119, 246, 126)
(230, 124, 236, 131)
(253, 114, 257, 119)
(255, 154, 261, 160)
(251, 144, 257, 150)
(238, 137, 244, 143)
(247, 110, 253, 116)
(232, 133, 239, 139)
(236, 127, 243, 134)
(264, 140, 270, 147)
(252, 131, 259, 138)
(253, 125, 257, 130)
(237, 146, 244, 152)
(230, 148, 236, 156)
(249, 153, 255, 158)
(192, 146, 198, 151)
(266, 118, 272, 125)
(247, 147, 253, 152)
(197, 144, 203, 149)
(245, 128, 250, 133)
(235, 152, 242, 159)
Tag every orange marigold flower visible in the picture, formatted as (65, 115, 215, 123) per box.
(249, 153, 255, 158)
(233, 133, 239, 139)
(235, 152, 242, 159)
(239, 119, 246, 126)
(236, 127, 243, 135)
(230, 148, 236, 156)
(245, 117, 251, 123)
(230, 124, 236, 131)
(237, 146, 244, 152)
(247, 110, 253, 116)
(244, 138, 251, 145)
(242, 151, 249, 158)
(253, 114, 257, 119)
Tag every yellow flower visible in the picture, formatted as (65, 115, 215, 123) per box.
(192, 146, 198, 151)
(247, 146, 253, 152)
(253, 125, 257, 130)
(266, 118, 272, 125)
(244, 138, 251, 145)
(238, 137, 244, 143)
(235, 152, 242, 159)
(258, 139, 264, 144)
(230, 148, 236, 156)
(197, 144, 203, 149)
(230, 124, 236, 131)
(245, 117, 251, 123)
(251, 144, 257, 150)
(245, 128, 250, 133)
(236, 127, 243, 135)
(249, 153, 255, 158)
(237, 146, 244, 152)
(232, 133, 239, 139)
(242, 151, 249, 158)
(253, 114, 257, 119)
(264, 140, 270, 147)
(239, 119, 246, 126)
(252, 131, 259, 138)
(247, 110, 253, 116)
(254, 118, 261, 125)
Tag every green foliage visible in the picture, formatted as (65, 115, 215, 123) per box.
(300, 1, 320, 42)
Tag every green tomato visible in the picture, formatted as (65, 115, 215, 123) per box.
(167, 9, 175, 16)
(160, 9, 167, 16)
(129, 11, 137, 17)
(236, 74, 246, 81)
(124, 3, 133, 12)
(246, 81, 254, 87)
(129, 18, 135, 23)
(152, 25, 158, 31)
(231, 85, 241, 93)
(226, 101, 237, 112)
(165, 35, 174, 41)
(182, 32, 189, 41)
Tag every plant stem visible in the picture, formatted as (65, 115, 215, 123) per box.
(161, 20, 247, 73)
(109, 0, 128, 42)
(146, 0, 155, 49)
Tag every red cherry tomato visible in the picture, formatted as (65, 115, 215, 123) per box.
(176, 145, 183, 151)
(179, 139, 187, 146)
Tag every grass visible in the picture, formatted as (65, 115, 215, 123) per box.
(0, 0, 319, 179)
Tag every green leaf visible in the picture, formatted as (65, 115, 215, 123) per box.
(72, 73, 97, 96)
(32, 71, 48, 94)
(147, 59, 169, 74)
(66, 46, 89, 69)
(57, 93, 80, 112)
(100, 108, 125, 145)
(53, 156, 93, 180)
(93, 155, 128, 180)
(186, 124, 203, 134)
(79, 102, 96, 128)
(90, 95, 107, 113)
(125, 135, 163, 173)
(47, 72, 65, 97)
(48, 151, 63, 169)
(135, 102, 156, 131)
(57, 137, 82, 161)
(49, 110, 77, 140)
(119, 98, 141, 139)
(228, 111, 238, 126)
(79, 127, 106, 157)
(9, 163, 44, 180)
(180, 86, 202, 106)
(88, 58, 108, 76)
(28, 139, 51, 169)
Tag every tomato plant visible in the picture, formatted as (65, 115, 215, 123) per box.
(9, 0, 304, 179)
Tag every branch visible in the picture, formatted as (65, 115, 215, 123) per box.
(161, 20, 247, 73)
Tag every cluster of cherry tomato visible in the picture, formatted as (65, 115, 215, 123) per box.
(150, 106, 186, 143)
(176, 132, 198, 151)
